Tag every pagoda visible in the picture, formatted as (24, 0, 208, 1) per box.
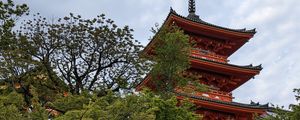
(136, 0, 269, 119)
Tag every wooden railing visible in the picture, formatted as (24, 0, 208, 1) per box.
(176, 85, 233, 102)
(191, 49, 228, 63)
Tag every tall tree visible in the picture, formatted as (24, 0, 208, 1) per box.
(0, 0, 29, 88)
(0, 0, 41, 109)
(151, 26, 191, 93)
(150, 25, 207, 95)
(50, 90, 200, 120)
(18, 13, 149, 95)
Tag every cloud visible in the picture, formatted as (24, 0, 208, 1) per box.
(14, 0, 300, 108)
(227, 0, 300, 107)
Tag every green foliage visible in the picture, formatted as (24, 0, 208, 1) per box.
(17, 12, 150, 95)
(48, 93, 90, 113)
(0, 0, 28, 34)
(150, 25, 208, 95)
(0, 1, 31, 119)
(1, 3, 149, 118)
(0, 0, 30, 83)
(0, 105, 23, 120)
(54, 90, 199, 120)
(258, 106, 290, 120)
(151, 26, 191, 93)
(26, 103, 48, 120)
(0, 90, 48, 120)
(288, 89, 300, 119)
(16, 65, 68, 104)
(0, 91, 24, 107)
(0, 81, 199, 120)
(294, 88, 300, 101)
(0, 91, 24, 120)
(152, 97, 198, 120)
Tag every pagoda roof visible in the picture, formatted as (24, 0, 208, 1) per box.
(190, 56, 262, 92)
(136, 56, 262, 92)
(191, 55, 262, 71)
(176, 92, 269, 113)
(142, 8, 257, 57)
(170, 8, 256, 34)
(190, 56, 262, 76)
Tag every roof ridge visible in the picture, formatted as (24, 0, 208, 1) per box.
(169, 9, 256, 34)
(175, 92, 269, 109)
(190, 56, 263, 70)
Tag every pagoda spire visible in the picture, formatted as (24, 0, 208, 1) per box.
(188, 0, 196, 14)
(187, 0, 200, 20)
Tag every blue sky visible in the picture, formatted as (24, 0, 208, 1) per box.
(15, 0, 300, 107)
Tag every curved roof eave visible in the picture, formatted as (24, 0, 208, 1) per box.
(169, 8, 257, 35)
(176, 92, 269, 110)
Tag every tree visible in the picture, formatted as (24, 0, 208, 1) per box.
(2, 0, 148, 118)
(150, 25, 207, 95)
(0, 88, 49, 120)
(0, 0, 29, 89)
(18, 13, 149, 95)
(150, 26, 191, 94)
(1, 11, 150, 118)
(0, 0, 41, 110)
(0, 91, 25, 120)
(51, 90, 200, 120)
(0, 1, 200, 119)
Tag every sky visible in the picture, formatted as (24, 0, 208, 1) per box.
(14, 0, 300, 108)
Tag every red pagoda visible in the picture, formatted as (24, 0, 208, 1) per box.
(136, 0, 269, 119)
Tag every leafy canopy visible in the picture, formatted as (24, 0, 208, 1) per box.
(151, 26, 191, 93)
(53, 90, 200, 120)
(150, 25, 207, 95)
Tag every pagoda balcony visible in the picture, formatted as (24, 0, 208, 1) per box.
(203, 89, 234, 102)
(175, 85, 233, 102)
(191, 49, 228, 63)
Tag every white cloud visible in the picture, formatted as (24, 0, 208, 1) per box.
(171, 0, 186, 14)
(228, 0, 300, 107)
(244, 7, 279, 24)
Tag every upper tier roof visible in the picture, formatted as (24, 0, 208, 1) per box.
(176, 92, 269, 110)
(175, 8, 257, 34)
(135, 56, 262, 92)
(191, 55, 263, 72)
(142, 8, 257, 57)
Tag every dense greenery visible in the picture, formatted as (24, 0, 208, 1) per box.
(51, 90, 200, 120)
(0, 89, 200, 120)
(0, 0, 29, 90)
(151, 26, 191, 93)
(150, 26, 207, 95)
(0, 0, 200, 119)
(1, 0, 148, 104)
